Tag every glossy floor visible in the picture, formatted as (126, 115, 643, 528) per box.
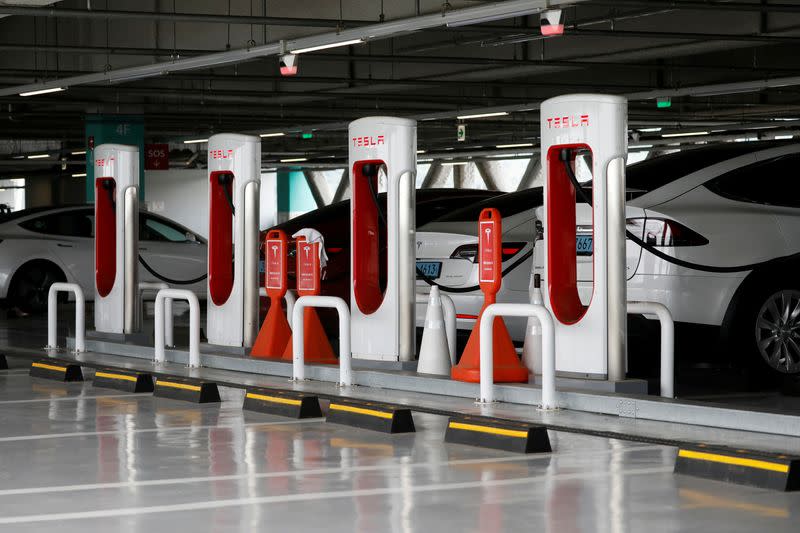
(0, 368, 798, 532)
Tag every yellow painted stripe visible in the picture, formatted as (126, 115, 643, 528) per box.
(31, 362, 67, 372)
(246, 392, 301, 406)
(449, 421, 528, 439)
(329, 403, 393, 419)
(157, 380, 201, 392)
(95, 371, 137, 382)
(678, 449, 789, 473)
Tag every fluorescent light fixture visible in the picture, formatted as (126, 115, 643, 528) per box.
(418, 158, 433, 163)
(416, 150, 426, 154)
(27, 154, 50, 159)
(261, 168, 278, 172)
(441, 161, 468, 166)
(259, 132, 285, 138)
(280, 157, 307, 163)
(661, 131, 709, 138)
(71, 150, 87, 155)
(290, 38, 364, 55)
(775, 134, 794, 140)
(456, 111, 508, 120)
(496, 142, 533, 149)
(629, 144, 653, 149)
(637, 127, 662, 133)
(183, 138, 208, 144)
(19, 86, 65, 97)
(72, 173, 87, 178)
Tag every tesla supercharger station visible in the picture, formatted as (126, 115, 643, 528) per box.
(349, 117, 416, 362)
(94, 143, 139, 335)
(206, 133, 261, 349)
(540, 94, 628, 381)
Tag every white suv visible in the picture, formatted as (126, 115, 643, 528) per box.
(416, 142, 800, 380)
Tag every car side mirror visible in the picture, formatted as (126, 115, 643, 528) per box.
(185, 231, 198, 243)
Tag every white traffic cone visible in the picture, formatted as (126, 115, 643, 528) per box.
(522, 273, 544, 376)
(417, 286, 452, 376)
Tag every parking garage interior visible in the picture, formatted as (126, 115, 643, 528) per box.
(2, 1, 800, 531)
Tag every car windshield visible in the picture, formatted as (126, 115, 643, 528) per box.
(434, 187, 543, 222)
(626, 142, 785, 195)
(0, 205, 66, 224)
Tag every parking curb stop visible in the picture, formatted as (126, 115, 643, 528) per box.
(29, 360, 83, 382)
(153, 376, 221, 403)
(93, 369, 154, 393)
(326, 399, 415, 433)
(444, 416, 552, 453)
(243, 388, 322, 418)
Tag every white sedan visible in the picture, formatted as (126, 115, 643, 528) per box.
(416, 142, 800, 380)
(0, 206, 207, 313)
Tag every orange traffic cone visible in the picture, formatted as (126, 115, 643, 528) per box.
(250, 296, 291, 359)
(451, 299, 529, 383)
(281, 308, 338, 364)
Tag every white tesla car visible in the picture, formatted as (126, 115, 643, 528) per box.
(0, 205, 207, 313)
(416, 142, 800, 380)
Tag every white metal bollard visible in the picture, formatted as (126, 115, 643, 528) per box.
(291, 296, 351, 386)
(154, 289, 201, 368)
(479, 303, 556, 409)
(416, 291, 457, 366)
(627, 301, 675, 398)
(47, 282, 86, 353)
(138, 282, 169, 330)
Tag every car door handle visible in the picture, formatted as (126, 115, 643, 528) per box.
(56, 243, 73, 248)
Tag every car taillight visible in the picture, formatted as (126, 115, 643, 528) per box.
(450, 242, 526, 262)
(626, 217, 709, 247)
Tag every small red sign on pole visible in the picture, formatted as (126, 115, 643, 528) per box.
(145, 143, 169, 170)
(265, 230, 288, 295)
(296, 237, 320, 295)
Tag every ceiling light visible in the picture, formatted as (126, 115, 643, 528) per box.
(280, 157, 307, 163)
(629, 144, 653, 149)
(496, 142, 533, 149)
(290, 38, 364, 55)
(456, 111, 508, 120)
(27, 154, 50, 159)
(259, 132, 285, 138)
(441, 161, 468, 166)
(418, 158, 433, 163)
(661, 131, 709, 138)
(19, 87, 65, 97)
(774, 134, 794, 140)
(71, 150, 87, 155)
(638, 127, 662, 133)
(183, 138, 208, 144)
(416, 150, 426, 154)
(72, 173, 87, 178)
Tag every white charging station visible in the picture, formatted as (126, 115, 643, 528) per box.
(349, 116, 417, 362)
(94, 143, 140, 335)
(206, 133, 261, 348)
(540, 94, 628, 380)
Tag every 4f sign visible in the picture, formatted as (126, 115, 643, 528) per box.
(457, 124, 466, 142)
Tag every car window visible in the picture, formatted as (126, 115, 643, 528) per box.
(18, 209, 93, 237)
(434, 188, 543, 223)
(705, 153, 800, 208)
(140, 214, 191, 242)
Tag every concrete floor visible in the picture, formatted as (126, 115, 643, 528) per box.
(0, 367, 798, 532)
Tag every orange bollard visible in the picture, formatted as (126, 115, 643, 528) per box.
(281, 236, 338, 364)
(251, 230, 292, 359)
(451, 208, 528, 383)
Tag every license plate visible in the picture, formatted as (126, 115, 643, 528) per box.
(576, 235, 593, 256)
(259, 260, 265, 273)
(416, 261, 442, 279)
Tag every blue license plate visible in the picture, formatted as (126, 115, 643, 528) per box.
(416, 261, 442, 279)
(576, 235, 593, 256)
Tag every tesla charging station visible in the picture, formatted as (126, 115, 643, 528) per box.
(540, 94, 628, 381)
(206, 133, 261, 349)
(94, 143, 140, 335)
(349, 117, 416, 362)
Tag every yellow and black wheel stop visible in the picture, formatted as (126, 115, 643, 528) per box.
(29, 360, 83, 382)
(444, 416, 552, 454)
(153, 376, 220, 403)
(93, 368, 154, 393)
(675, 444, 800, 491)
(243, 388, 322, 418)
(326, 398, 415, 433)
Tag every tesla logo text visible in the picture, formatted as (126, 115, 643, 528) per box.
(95, 157, 116, 166)
(209, 149, 234, 160)
(352, 135, 385, 147)
(545, 115, 590, 129)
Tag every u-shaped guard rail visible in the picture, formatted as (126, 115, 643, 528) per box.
(291, 295, 351, 386)
(627, 301, 674, 398)
(154, 288, 201, 368)
(480, 303, 556, 409)
(47, 282, 85, 353)
(415, 291, 457, 366)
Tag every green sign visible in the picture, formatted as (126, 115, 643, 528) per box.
(84, 115, 145, 202)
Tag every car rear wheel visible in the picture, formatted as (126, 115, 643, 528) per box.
(754, 289, 800, 375)
(8, 261, 66, 314)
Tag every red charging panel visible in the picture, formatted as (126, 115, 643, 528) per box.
(265, 230, 288, 298)
(209, 171, 235, 306)
(352, 160, 385, 315)
(546, 145, 591, 325)
(296, 237, 320, 296)
(95, 177, 116, 298)
(478, 208, 502, 296)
